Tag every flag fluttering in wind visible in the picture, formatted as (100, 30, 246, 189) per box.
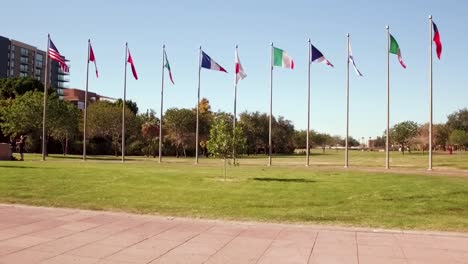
(49, 38, 69, 73)
(127, 49, 138, 80)
(235, 48, 247, 84)
(389, 34, 406, 68)
(310, 44, 333, 67)
(89, 42, 98, 78)
(164, 50, 174, 84)
(348, 42, 363, 77)
(432, 21, 442, 59)
(201, 51, 227, 72)
(273, 47, 294, 69)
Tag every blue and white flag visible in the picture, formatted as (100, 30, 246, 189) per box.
(310, 43, 334, 67)
(348, 42, 363, 77)
(201, 51, 227, 72)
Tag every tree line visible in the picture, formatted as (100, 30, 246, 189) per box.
(0, 77, 466, 156)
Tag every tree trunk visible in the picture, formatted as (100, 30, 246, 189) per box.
(65, 134, 68, 156)
(223, 158, 227, 181)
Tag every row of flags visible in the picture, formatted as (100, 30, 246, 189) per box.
(43, 20, 443, 168)
(46, 21, 443, 87)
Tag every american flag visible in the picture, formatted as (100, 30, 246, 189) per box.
(49, 38, 69, 73)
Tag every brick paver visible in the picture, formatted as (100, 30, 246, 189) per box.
(0, 204, 466, 264)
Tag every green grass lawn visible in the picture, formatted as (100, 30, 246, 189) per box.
(0, 152, 467, 232)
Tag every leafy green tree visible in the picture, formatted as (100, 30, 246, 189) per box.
(390, 121, 419, 154)
(0, 77, 44, 100)
(446, 108, 468, 132)
(449, 129, 468, 150)
(238, 111, 269, 155)
(207, 115, 246, 179)
(48, 98, 80, 155)
(86, 101, 139, 156)
(115, 99, 139, 115)
(140, 110, 160, 157)
(0, 91, 80, 154)
(164, 108, 196, 157)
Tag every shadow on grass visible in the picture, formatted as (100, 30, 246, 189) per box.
(0, 165, 54, 169)
(251, 177, 317, 183)
(51, 156, 140, 161)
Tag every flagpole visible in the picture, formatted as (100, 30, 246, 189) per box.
(195, 46, 201, 164)
(386, 26, 390, 169)
(429, 15, 433, 171)
(83, 39, 90, 161)
(268, 42, 273, 167)
(122, 42, 128, 163)
(233, 45, 238, 165)
(42, 34, 50, 161)
(159, 44, 165, 163)
(306, 39, 311, 167)
(345, 33, 350, 168)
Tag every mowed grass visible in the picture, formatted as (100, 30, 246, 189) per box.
(0, 151, 467, 232)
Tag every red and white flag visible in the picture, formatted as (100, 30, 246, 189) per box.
(89, 42, 98, 78)
(127, 49, 138, 80)
(235, 47, 246, 84)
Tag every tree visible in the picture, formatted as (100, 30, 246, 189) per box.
(272, 116, 296, 154)
(164, 108, 196, 157)
(48, 98, 80, 155)
(390, 121, 419, 154)
(140, 110, 160, 158)
(238, 112, 270, 154)
(0, 77, 44, 100)
(207, 115, 246, 179)
(446, 108, 468, 132)
(115, 99, 139, 115)
(86, 101, 139, 156)
(0, 91, 80, 154)
(449, 129, 468, 150)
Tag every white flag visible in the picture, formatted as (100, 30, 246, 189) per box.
(348, 42, 363, 77)
(235, 47, 247, 84)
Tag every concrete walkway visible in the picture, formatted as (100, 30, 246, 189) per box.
(0, 204, 467, 264)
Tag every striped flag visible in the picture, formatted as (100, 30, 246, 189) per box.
(235, 47, 246, 84)
(310, 43, 333, 67)
(48, 38, 69, 73)
(89, 42, 98, 78)
(164, 50, 174, 84)
(432, 21, 442, 59)
(201, 51, 227, 72)
(127, 49, 138, 80)
(348, 41, 363, 77)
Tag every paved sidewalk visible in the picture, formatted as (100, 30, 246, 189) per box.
(0, 204, 467, 264)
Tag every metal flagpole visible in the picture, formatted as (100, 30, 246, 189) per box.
(429, 15, 433, 171)
(122, 43, 128, 163)
(345, 33, 350, 168)
(233, 45, 238, 164)
(386, 26, 390, 169)
(83, 39, 90, 161)
(306, 39, 311, 167)
(159, 45, 165, 163)
(268, 42, 273, 166)
(195, 46, 201, 164)
(42, 34, 50, 161)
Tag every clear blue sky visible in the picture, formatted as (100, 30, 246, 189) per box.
(3, 0, 467, 139)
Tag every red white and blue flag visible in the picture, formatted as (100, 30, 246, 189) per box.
(48, 38, 69, 73)
(201, 51, 227, 72)
(432, 21, 442, 59)
(310, 43, 333, 67)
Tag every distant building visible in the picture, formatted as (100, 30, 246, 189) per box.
(0, 35, 69, 98)
(63, 88, 115, 110)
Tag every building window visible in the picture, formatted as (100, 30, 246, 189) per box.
(20, 48, 29, 56)
(11, 45, 15, 51)
(19, 72, 27, 77)
(20, 64, 28, 72)
(20, 57, 29, 64)
(35, 69, 41, 76)
(35, 53, 43, 67)
(10, 52, 14, 59)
